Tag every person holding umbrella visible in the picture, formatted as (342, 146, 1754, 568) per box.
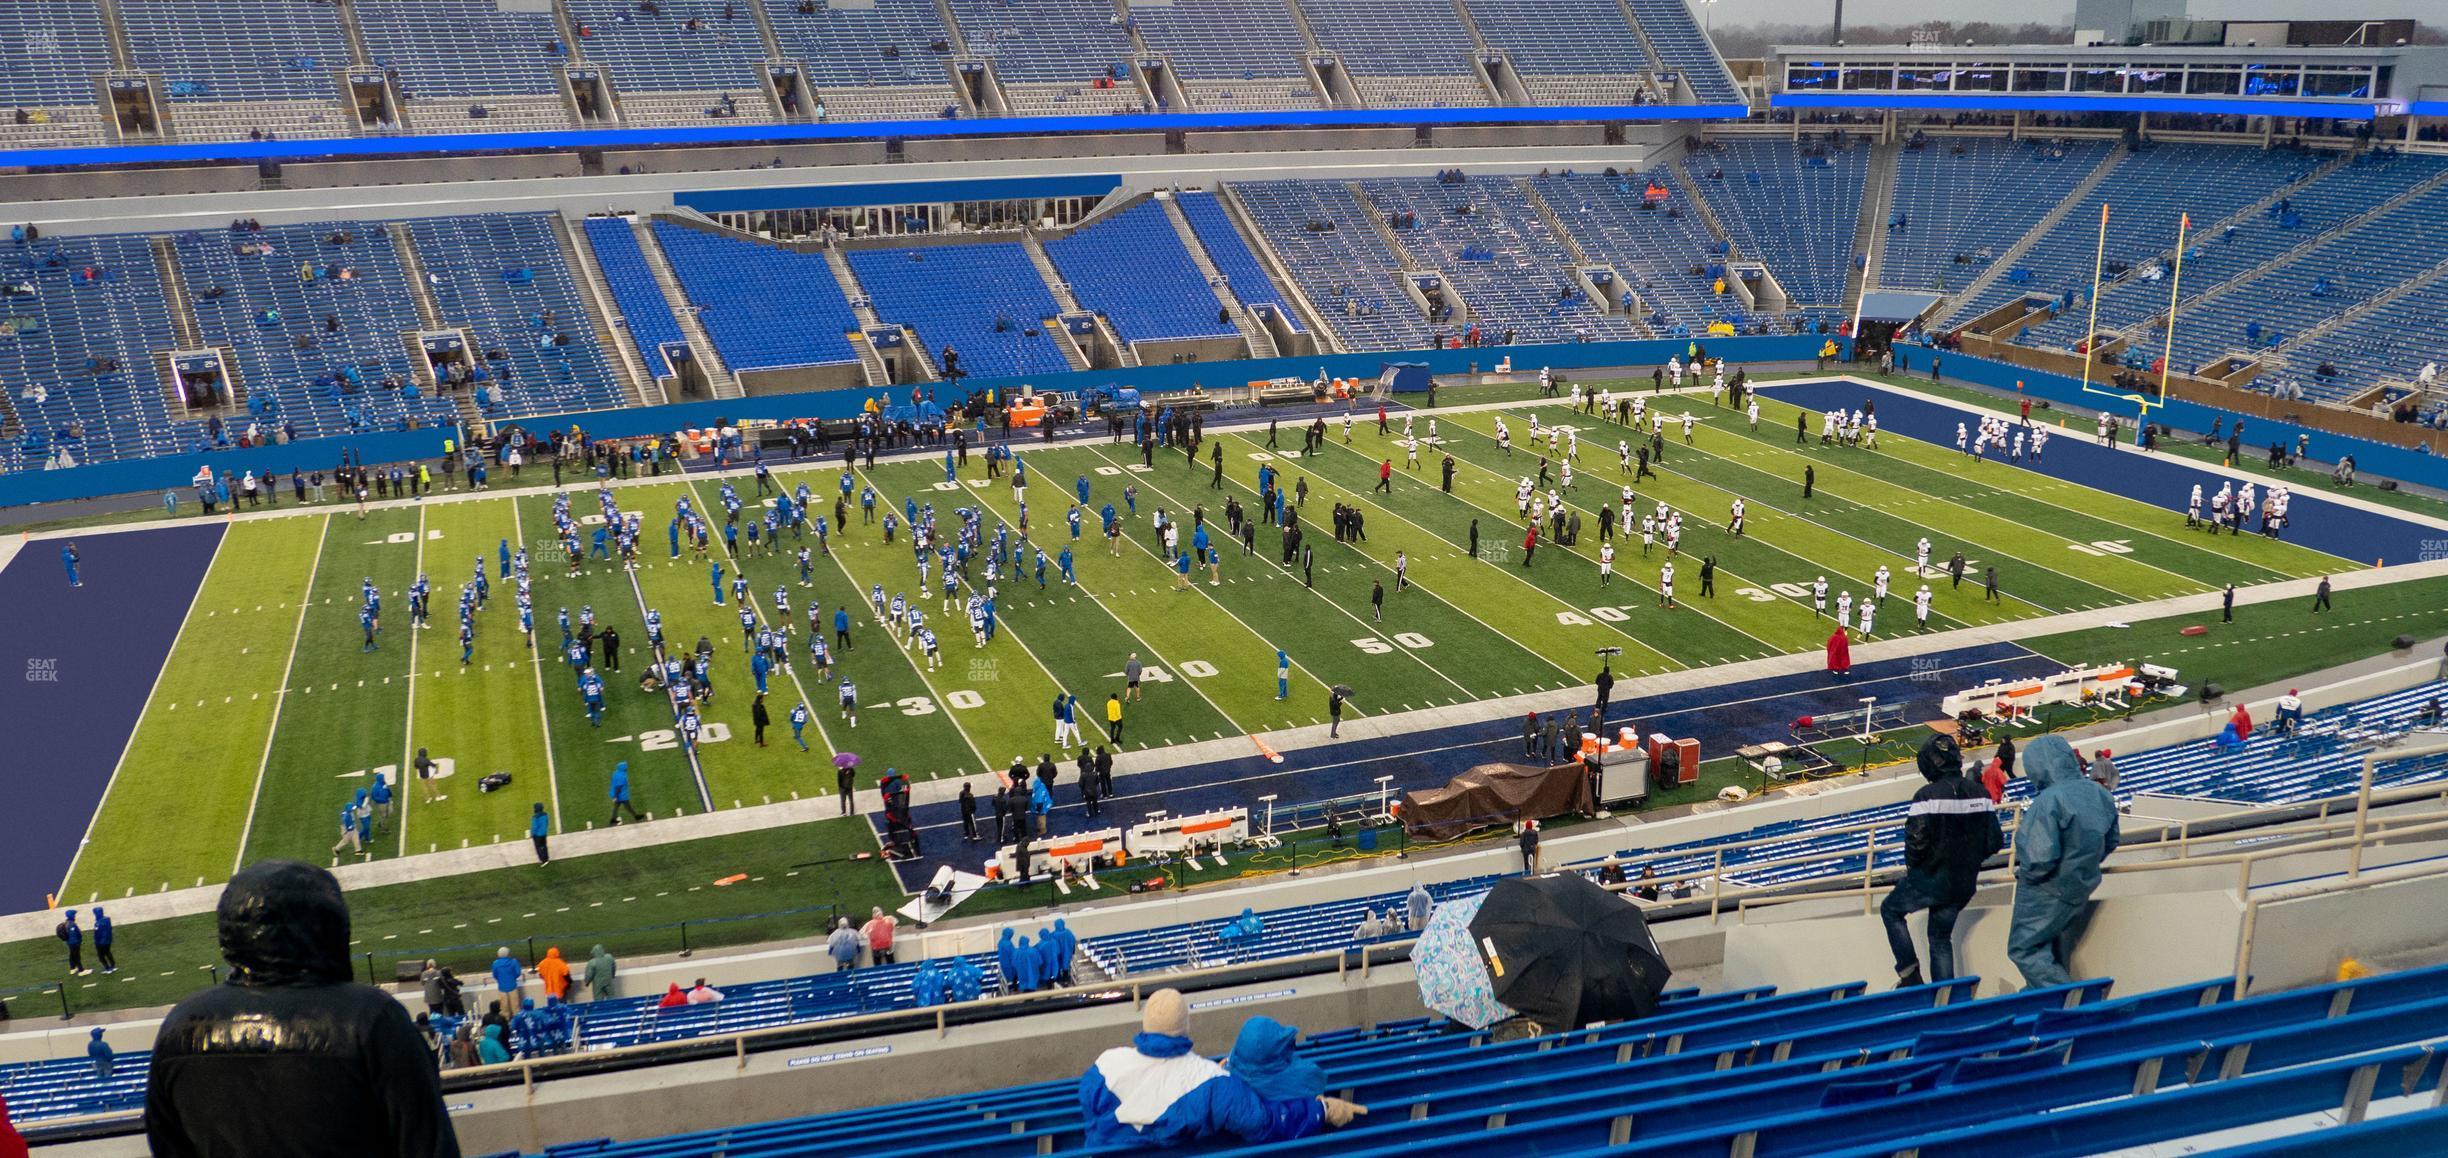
(1327, 685, 1352, 738)
(834, 753, 859, 815)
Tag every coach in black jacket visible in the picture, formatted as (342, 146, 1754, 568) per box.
(1880, 734, 2003, 986)
(145, 860, 460, 1158)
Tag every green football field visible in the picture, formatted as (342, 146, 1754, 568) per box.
(53, 388, 2369, 906)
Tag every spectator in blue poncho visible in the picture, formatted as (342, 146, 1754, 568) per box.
(1226, 1016, 1368, 1132)
(1037, 928, 1067, 989)
(1078, 990, 1361, 1151)
(911, 960, 946, 1007)
(996, 927, 1020, 994)
(1014, 933, 1043, 992)
(948, 955, 984, 1002)
(1048, 918, 1078, 986)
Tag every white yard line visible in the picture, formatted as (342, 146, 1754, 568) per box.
(1092, 444, 1479, 700)
(1389, 420, 1792, 655)
(1796, 376, 2448, 539)
(396, 504, 431, 858)
(739, 474, 999, 777)
(508, 497, 568, 831)
(1722, 397, 2268, 596)
(1273, 430, 1682, 673)
(231, 513, 332, 873)
(925, 464, 1246, 733)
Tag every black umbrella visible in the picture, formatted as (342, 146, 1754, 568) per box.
(1467, 873, 1671, 1030)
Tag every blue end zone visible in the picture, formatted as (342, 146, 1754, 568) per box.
(1762, 380, 2438, 568)
(0, 524, 225, 907)
(874, 640, 2056, 891)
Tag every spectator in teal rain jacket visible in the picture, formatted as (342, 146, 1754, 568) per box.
(2007, 735, 2121, 988)
(477, 1023, 511, 1065)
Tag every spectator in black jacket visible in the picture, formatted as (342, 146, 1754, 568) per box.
(145, 860, 461, 1158)
(1879, 735, 2003, 986)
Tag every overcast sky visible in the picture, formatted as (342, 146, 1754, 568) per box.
(1700, 0, 2421, 28)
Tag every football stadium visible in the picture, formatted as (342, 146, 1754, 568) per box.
(4, 0, 2448, 1152)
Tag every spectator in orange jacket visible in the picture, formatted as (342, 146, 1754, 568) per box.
(536, 947, 570, 1002)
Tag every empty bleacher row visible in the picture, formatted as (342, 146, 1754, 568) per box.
(1, 231, 196, 472)
(562, 949, 1007, 1051)
(1172, 190, 1301, 332)
(2013, 151, 2446, 357)
(2274, 271, 2448, 405)
(760, 0, 958, 123)
(1042, 200, 1237, 346)
(1683, 136, 1870, 308)
(1357, 176, 1641, 345)
(581, 217, 689, 382)
(2154, 180, 2448, 382)
(1945, 143, 2318, 328)
(647, 221, 860, 373)
(1126, 0, 1319, 113)
(406, 214, 625, 417)
(1463, 0, 1657, 107)
(1229, 180, 1439, 351)
(1302, 0, 1485, 110)
(0, 0, 1739, 148)
(1532, 170, 1733, 331)
(3, 212, 639, 472)
(848, 240, 1073, 378)
(951, 0, 1143, 118)
(502, 960, 2448, 1156)
(1878, 137, 2117, 294)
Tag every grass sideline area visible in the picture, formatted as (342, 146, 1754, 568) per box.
(54, 377, 2367, 903)
(9, 568, 2436, 1022)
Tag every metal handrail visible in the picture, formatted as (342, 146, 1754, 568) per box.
(1725, 793, 2448, 921)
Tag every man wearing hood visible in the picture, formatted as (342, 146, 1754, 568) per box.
(2008, 735, 2122, 989)
(1879, 734, 2002, 986)
(585, 945, 617, 1001)
(1013, 932, 1043, 992)
(144, 860, 462, 1157)
(911, 960, 946, 1006)
(1036, 927, 1067, 988)
(1078, 990, 1358, 1150)
(1048, 918, 1077, 985)
(948, 954, 984, 1002)
(1225, 1016, 1365, 1133)
(827, 917, 862, 971)
(476, 1023, 511, 1065)
(536, 947, 570, 1002)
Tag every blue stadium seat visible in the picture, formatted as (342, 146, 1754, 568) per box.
(581, 218, 688, 381)
(1042, 201, 1238, 345)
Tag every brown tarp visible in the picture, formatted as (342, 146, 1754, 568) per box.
(1401, 762, 1595, 842)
